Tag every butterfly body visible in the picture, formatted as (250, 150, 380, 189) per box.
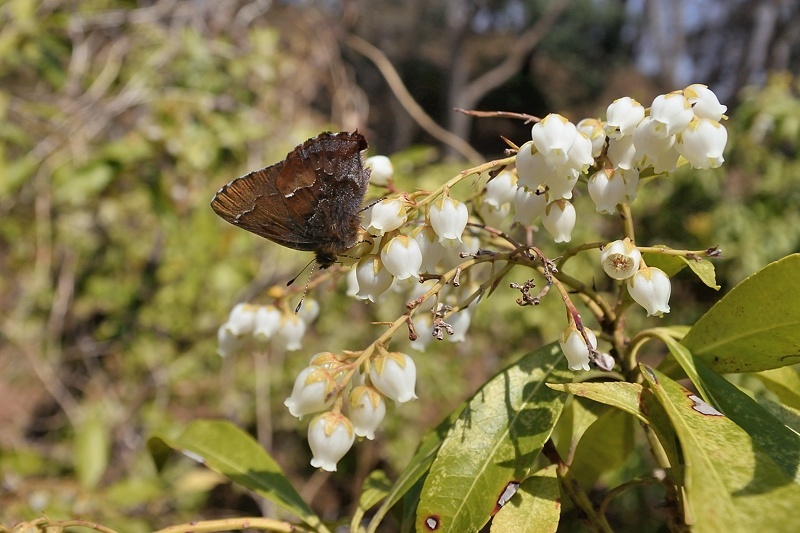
(211, 131, 370, 268)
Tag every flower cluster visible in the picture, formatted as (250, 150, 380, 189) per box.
(216, 84, 728, 470)
(216, 301, 319, 356)
(285, 350, 417, 471)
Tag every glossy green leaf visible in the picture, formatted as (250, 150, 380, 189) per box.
(75, 411, 111, 490)
(367, 406, 465, 533)
(490, 465, 560, 533)
(548, 382, 647, 424)
(641, 365, 800, 532)
(755, 367, 800, 411)
(681, 254, 800, 373)
(685, 356, 800, 483)
(149, 419, 325, 532)
(758, 398, 800, 435)
(416, 344, 572, 533)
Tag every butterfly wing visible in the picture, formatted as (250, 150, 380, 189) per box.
(210, 131, 370, 256)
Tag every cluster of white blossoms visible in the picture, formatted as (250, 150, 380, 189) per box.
(216, 301, 319, 356)
(284, 350, 417, 471)
(217, 85, 728, 470)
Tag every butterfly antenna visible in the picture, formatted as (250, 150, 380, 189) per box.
(294, 263, 316, 314)
(287, 258, 315, 287)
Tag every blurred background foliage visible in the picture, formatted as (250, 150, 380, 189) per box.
(0, 0, 798, 529)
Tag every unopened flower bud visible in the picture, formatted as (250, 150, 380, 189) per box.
(605, 96, 645, 139)
(274, 313, 306, 351)
(225, 303, 258, 336)
(513, 186, 548, 224)
(484, 170, 518, 208)
(650, 92, 694, 137)
(676, 118, 727, 169)
(559, 326, 597, 372)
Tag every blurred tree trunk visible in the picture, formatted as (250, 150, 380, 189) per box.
(443, 0, 571, 159)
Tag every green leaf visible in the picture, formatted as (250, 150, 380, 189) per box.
(551, 397, 603, 461)
(548, 382, 647, 424)
(490, 465, 560, 533)
(642, 250, 687, 277)
(755, 367, 800, 411)
(569, 408, 636, 491)
(680, 257, 720, 290)
(149, 419, 326, 532)
(367, 406, 465, 533)
(641, 365, 800, 532)
(416, 344, 572, 533)
(74, 410, 110, 489)
(679, 354, 800, 483)
(352, 470, 393, 532)
(681, 254, 800, 373)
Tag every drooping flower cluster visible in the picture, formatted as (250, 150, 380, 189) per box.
(217, 301, 320, 356)
(284, 350, 417, 471)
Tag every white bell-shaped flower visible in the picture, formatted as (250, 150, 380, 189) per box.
(588, 168, 625, 214)
(411, 225, 444, 273)
(605, 96, 645, 139)
(484, 170, 517, 208)
(531, 113, 577, 167)
(556, 130, 594, 175)
(365, 155, 394, 186)
(346, 266, 360, 297)
(284, 366, 336, 419)
(513, 186, 548, 224)
(684, 84, 727, 121)
(253, 305, 282, 341)
(348, 385, 387, 440)
(627, 266, 671, 317)
(515, 141, 556, 190)
(477, 200, 511, 229)
(225, 303, 258, 336)
(543, 171, 579, 200)
(541, 199, 576, 243)
(606, 134, 637, 170)
(559, 326, 597, 371)
(297, 298, 320, 325)
(217, 323, 245, 357)
(429, 196, 469, 248)
(369, 352, 418, 403)
(365, 198, 408, 235)
(355, 255, 394, 302)
(273, 313, 306, 351)
(577, 118, 606, 158)
(308, 412, 355, 472)
(600, 239, 642, 280)
(650, 92, 694, 137)
(381, 235, 422, 281)
(676, 118, 727, 169)
(631, 116, 681, 173)
(621, 168, 640, 203)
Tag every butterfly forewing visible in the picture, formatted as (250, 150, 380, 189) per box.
(210, 131, 371, 266)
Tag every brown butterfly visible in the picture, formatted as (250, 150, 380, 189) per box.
(210, 131, 371, 269)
